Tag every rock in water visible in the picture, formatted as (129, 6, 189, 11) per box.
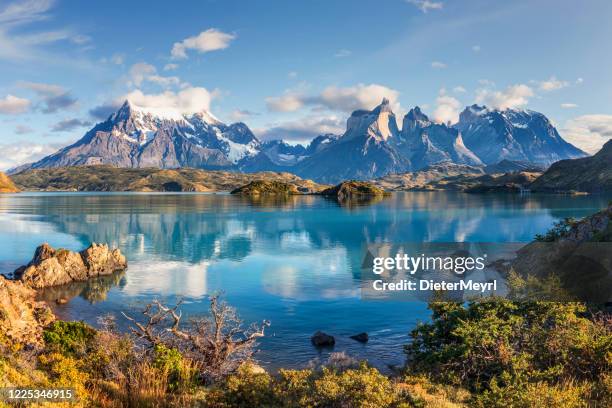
(320, 181, 388, 201)
(311, 331, 335, 347)
(14, 243, 127, 289)
(231, 180, 300, 195)
(81, 243, 127, 276)
(350, 332, 369, 343)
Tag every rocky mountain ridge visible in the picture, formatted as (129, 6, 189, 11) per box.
(12, 98, 587, 183)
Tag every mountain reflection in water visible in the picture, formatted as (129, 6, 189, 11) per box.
(0, 191, 609, 370)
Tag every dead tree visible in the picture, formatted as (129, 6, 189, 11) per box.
(122, 295, 270, 381)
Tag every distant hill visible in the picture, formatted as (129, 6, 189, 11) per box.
(411, 171, 541, 192)
(0, 172, 19, 193)
(529, 139, 612, 193)
(484, 159, 545, 174)
(11, 166, 325, 193)
(373, 162, 484, 190)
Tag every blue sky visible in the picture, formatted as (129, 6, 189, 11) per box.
(1, 0, 611, 169)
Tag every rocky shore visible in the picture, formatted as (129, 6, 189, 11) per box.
(14, 243, 127, 289)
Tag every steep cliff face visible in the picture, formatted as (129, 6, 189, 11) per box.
(394, 107, 482, 170)
(293, 99, 410, 183)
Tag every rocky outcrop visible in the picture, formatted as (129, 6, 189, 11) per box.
(319, 181, 388, 201)
(0, 171, 19, 193)
(529, 139, 612, 193)
(231, 180, 301, 195)
(0, 276, 54, 346)
(510, 204, 612, 301)
(14, 243, 127, 289)
(311, 331, 335, 347)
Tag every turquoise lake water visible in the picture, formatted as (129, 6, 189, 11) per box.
(0, 191, 610, 370)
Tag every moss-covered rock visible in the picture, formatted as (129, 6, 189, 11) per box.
(319, 181, 389, 201)
(231, 180, 301, 195)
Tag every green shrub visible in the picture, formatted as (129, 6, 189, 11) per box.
(43, 321, 96, 356)
(405, 298, 612, 406)
(152, 344, 198, 392)
(534, 217, 576, 241)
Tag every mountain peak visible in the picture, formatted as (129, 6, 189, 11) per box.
(405, 106, 430, 123)
(372, 97, 394, 115)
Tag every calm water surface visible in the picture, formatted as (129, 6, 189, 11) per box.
(0, 192, 609, 370)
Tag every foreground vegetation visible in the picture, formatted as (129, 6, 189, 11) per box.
(1, 293, 609, 407)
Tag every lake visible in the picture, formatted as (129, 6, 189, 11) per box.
(0, 191, 609, 370)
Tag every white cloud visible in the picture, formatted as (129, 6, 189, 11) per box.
(288, 71, 298, 79)
(266, 83, 401, 115)
(0, 0, 89, 61)
(265, 94, 305, 112)
(576, 77, 584, 84)
(171, 28, 236, 60)
(562, 115, 612, 154)
(0, 0, 52, 26)
(406, 0, 443, 13)
(258, 114, 344, 142)
(472, 45, 481, 52)
(123, 87, 217, 116)
(163, 63, 178, 71)
(561, 103, 578, 109)
(317, 84, 401, 113)
(0, 141, 59, 170)
(453, 86, 466, 93)
(536, 76, 569, 92)
(431, 61, 446, 69)
(334, 49, 351, 58)
(127, 62, 182, 88)
(433, 89, 461, 124)
(18, 80, 64, 96)
(475, 84, 533, 110)
(127, 62, 156, 87)
(229, 109, 258, 122)
(0, 94, 30, 114)
(18, 81, 77, 113)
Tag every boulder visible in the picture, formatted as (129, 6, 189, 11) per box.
(81, 243, 127, 277)
(349, 332, 369, 343)
(311, 331, 335, 347)
(0, 276, 54, 347)
(14, 243, 127, 289)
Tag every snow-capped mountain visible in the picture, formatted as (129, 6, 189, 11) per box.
(455, 104, 586, 165)
(16, 99, 587, 184)
(22, 101, 261, 171)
